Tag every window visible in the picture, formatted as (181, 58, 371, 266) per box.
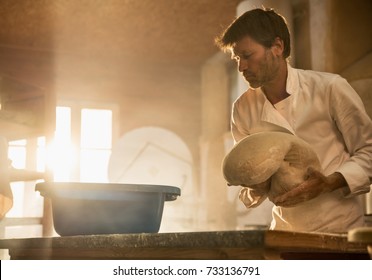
(7, 138, 44, 218)
(51, 105, 114, 182)
(3, 138, 44, 243)
(50, 106, 73, 181)
(3, 102, 117, 239)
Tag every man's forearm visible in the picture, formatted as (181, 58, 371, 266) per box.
(325, 172, 348, 192)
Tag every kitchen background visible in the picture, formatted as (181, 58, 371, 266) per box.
(0, 0, 371, 242)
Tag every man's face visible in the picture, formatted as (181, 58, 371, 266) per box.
(231, 36, 281, 89)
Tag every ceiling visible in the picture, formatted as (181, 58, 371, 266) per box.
(0, 0, 242, 69)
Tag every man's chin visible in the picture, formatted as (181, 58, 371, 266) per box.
(244, 78, 260, 89)
(247, 81, 260, 89)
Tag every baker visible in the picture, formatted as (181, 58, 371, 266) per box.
(215, 8, 372, 232)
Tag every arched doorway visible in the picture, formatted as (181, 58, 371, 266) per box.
(108, 126, 196, 232)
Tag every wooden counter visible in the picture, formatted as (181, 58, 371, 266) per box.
(0, 230, 369, 260)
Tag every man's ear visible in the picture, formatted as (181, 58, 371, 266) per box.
(271, 37, 284, 57)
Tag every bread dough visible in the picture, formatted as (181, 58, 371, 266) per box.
(223, 132, 321, 199)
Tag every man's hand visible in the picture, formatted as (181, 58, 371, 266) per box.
(239, 179, 271, 208)
(271, 167, 347, 207)
(243, 179, 271, 196)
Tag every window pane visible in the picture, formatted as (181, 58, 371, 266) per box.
(7, 142, 26, 217)
(52, 106, 73, 181)
(8, 146, 26, 169)
(81, 109, 112, 149)
(37, 136, 46, 146)
(7, 182, 24, 217)
(9, 139, 27, 146)
(37, 137, 46, 172)
(56, 106, 71, 142)
(7, 139, 45, 218)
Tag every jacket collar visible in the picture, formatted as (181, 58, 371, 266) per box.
(259, 63, 297, 134)
(286, 64, 299, 97)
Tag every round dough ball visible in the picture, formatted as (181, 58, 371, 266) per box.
(223, 131, 321, 197)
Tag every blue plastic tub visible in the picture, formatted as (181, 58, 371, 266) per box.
(36, 182, 180, 236)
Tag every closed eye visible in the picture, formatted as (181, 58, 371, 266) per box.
(232, 53, 252, 62)
(242, 54, 252, 60)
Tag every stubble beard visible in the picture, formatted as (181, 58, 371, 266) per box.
(245, 50, 280, 89)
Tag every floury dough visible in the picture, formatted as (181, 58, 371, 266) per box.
(222, 132, 321, 200)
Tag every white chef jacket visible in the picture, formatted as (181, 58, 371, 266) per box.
(232, 65, 372, 233)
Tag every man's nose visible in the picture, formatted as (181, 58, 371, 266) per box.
(238, 59, 247, 72)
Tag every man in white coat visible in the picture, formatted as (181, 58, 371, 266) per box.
(215, 8, 372, 232)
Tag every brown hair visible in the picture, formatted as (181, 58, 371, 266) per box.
(215, 8, 291, 59)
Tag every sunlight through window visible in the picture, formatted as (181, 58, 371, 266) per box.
(49, 106, 75, 181)
(50, 106, 113, 182)
(5, 106, 113, 220)
(80, 109, 112, 182)
(7, 140, 27, 217)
